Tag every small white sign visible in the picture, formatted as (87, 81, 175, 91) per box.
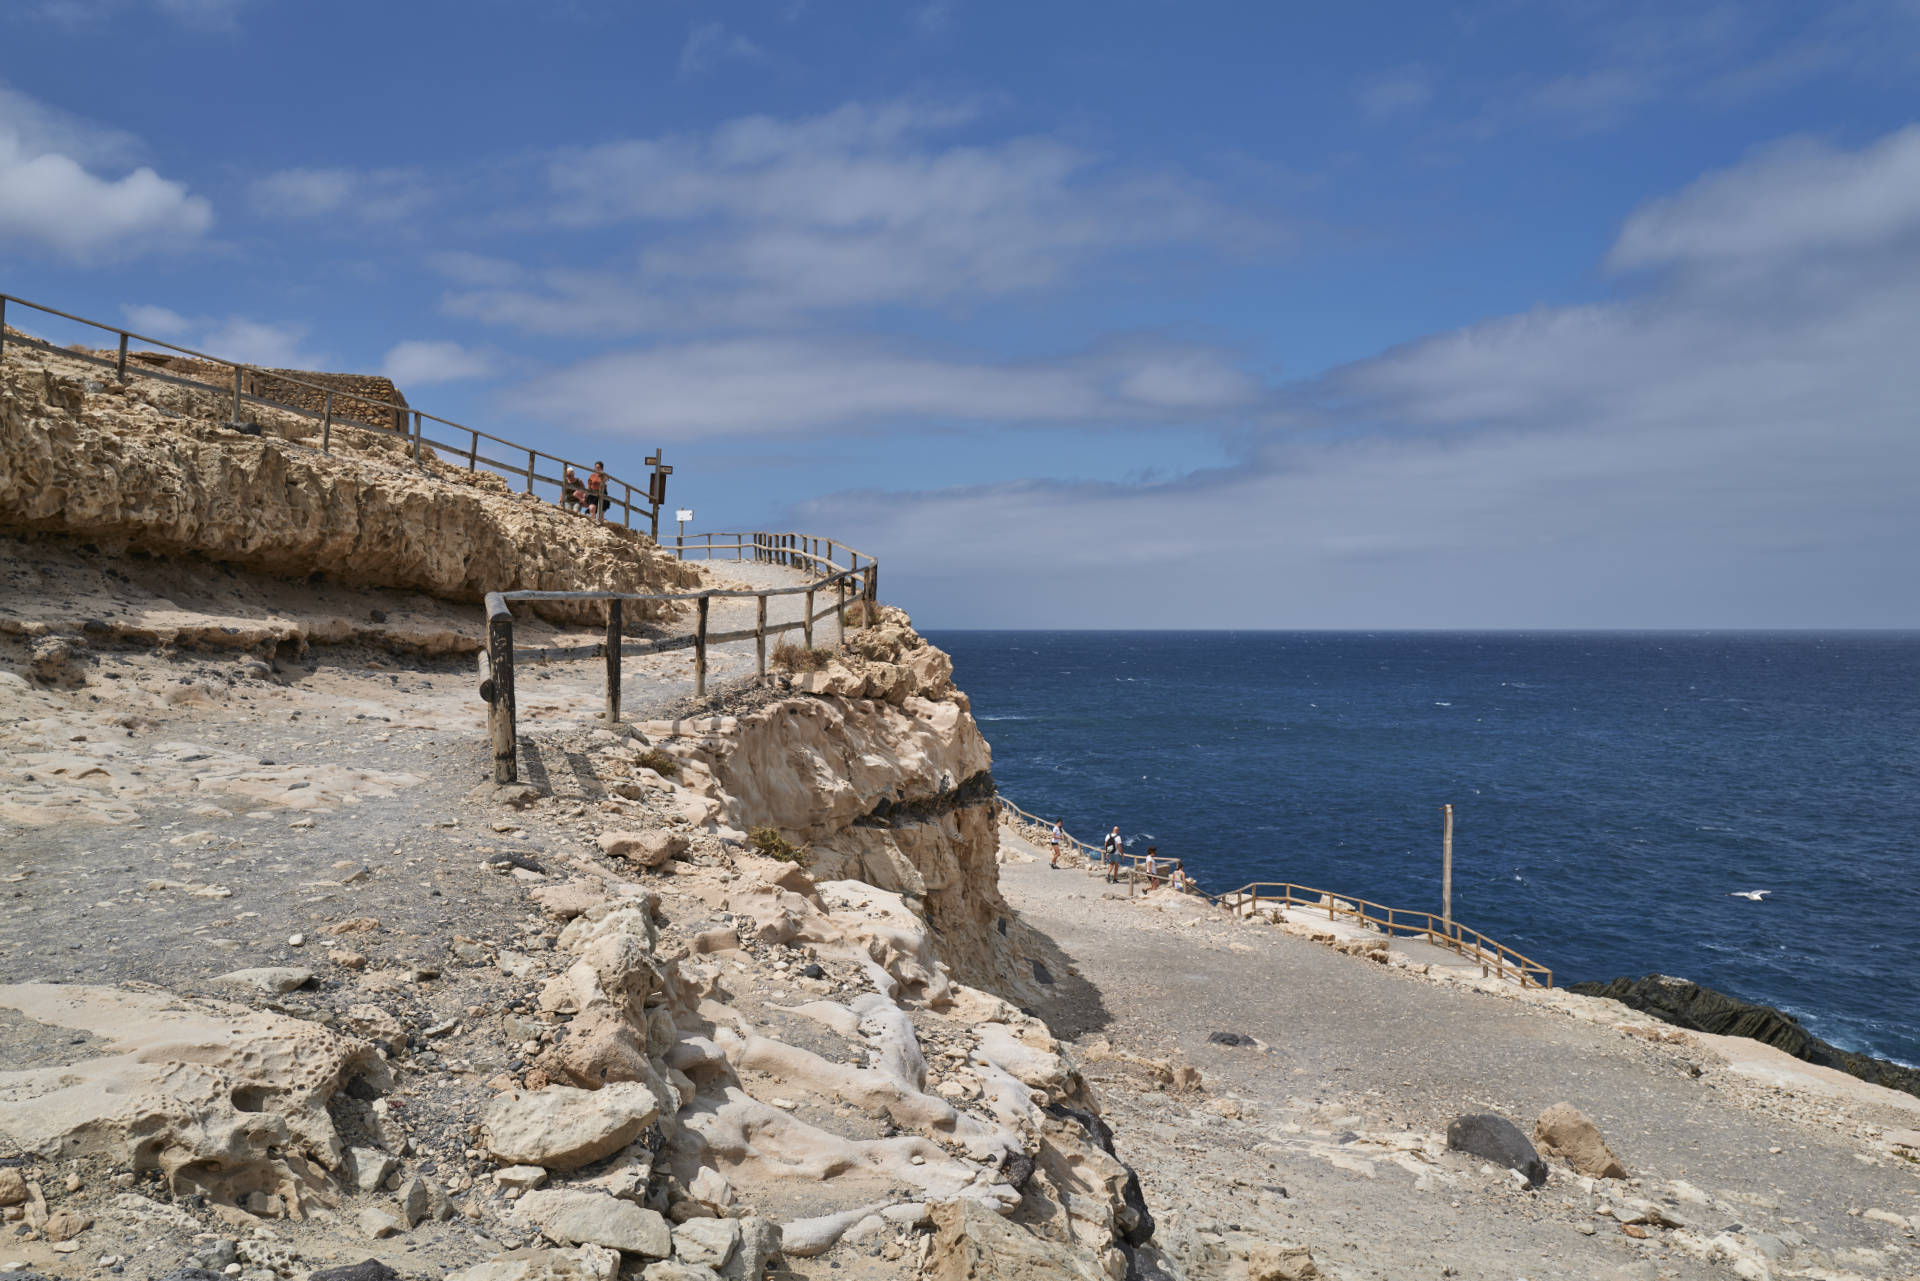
(675, 508, 694, 523)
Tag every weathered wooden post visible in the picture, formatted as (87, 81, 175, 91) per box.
(468, 430, 478, 470)
(694, 594, 710, 697)
(526, 450, 535, 494)
(604, 597, 622, 723)
(1442, 803, 1454, 941)
(230, 365, 244, 426)
(0, 296, 7, 362)
(412, 411, 423, 462)
(866, 564, 878, 603)
(836, 576, 847, 645)
(755, 594, 768, 680)
(487, 599, 517, 784)
(116, 332, 128, 382)
(803, 588, 815, 649)
(622, 483, 632, 529)
(322, 391, 333, 454)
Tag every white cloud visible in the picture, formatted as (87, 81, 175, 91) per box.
(201, 317, 318, 368)
(121, 303, 192, 337)
(1357, 68, 1432, 120)
(1610, 126, 1920, 270)
(787, 124, 1920, 628)
(678, 21, 765, 75)
(32, 0, 250, 29)
(248, 166, 431, 223)
(446, 100, 1266, 334)
(0, 135, 212, 262)
(382, 339, 491, 386)
(512, 336, 1263, 438)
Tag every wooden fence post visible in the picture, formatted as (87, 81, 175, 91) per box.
(526, 450, 535, 494)
(468, 430, 478, 470)
(755, 594, 768, 680)
(322, 391, 333, 454)
(804, 588, 815, 649)
(623, 483, 632, 529)
(0, 297, 7, 362)
(604, 598, 622, 724)
(836, 577, 847, 645)
(694, 594, 709, 697)
(489, 609, 517, 784)
(412, 410, 423, 462)
(117, 332, 128, 382)
(866, 564, 878, 603)
(1442, 803, 1454, 941)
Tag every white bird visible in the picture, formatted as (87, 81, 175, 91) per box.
(1728, 890, 1771, 901)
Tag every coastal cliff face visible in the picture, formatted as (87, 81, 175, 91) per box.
(0, 350, 698, 621)
(643, 608, 1040, 1004)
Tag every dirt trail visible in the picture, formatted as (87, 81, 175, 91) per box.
(996, 828, 1920, 1281)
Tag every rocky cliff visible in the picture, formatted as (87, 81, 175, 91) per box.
(0, 346, 697, 622)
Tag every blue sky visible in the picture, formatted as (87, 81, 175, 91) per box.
(4, 1, 1919, 627)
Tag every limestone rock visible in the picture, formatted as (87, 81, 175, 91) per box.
(532, 880, 610, 921)
(1447, 1114, 1547, 1187)
(29, 636, 86, 686)
(0, 1168, 24, 1205)
(642, 1265, 721, 1281)
(43, 1208, 90, 1241)
(924, 1198, 1110, 1281)
(1248, 1242, 1323, 1281)
(484, 1082, 660, 1170)
(723, 1217, 782, 1281)
(0, 983, 385, 1208)
(446, 1246, 621, 1281)
(213, 967, 314, 994)
(687, 1166, 734, 1212)
(359, 1206, 403, 1239)
(349, 1147, 397, 1193)
(670, 1216, 739, 1269)
(1534, 1102, 1627, 1179)
(597, 831, 688, 867)
(344, 1005, 406, 1054)
(516, 1188, 671, 1258)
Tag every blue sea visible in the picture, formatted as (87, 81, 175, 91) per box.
(927, 631, 1920, 1068)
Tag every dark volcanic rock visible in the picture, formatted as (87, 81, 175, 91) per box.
(1570, 974, 1920, 1101)
(1208, 1031, 1254, 1047)
(309, 1262, 401, 1281)
(1447, 1113, 1547, 1187)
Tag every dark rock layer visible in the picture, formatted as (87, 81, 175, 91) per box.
(1570, 974, 1920, 1100)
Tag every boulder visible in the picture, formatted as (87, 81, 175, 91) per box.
(29, 636, 86, 686)
(446, 1246, 622, 1281)
(349, 1147, 398, 1193)
(0, 1168, 25, 1205)
(1248, 1242, 1323, 1281)
(671, 1217, 739, 1269)
(924, 1198, 1110, 1281)
(723, 1217, 783, 1281)
(1446, 1113, 1547, 1187)
(597, 831, 688, 868)
(533, 880, 610, 921)
(309, 1262, 401, 1281)
(212, 966, 313, 994)
(1534, 1103, 1627, 1179)
(484, 1082, 660, 1170)
(516, 1188, 671, 1258)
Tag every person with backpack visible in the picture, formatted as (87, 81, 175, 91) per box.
(1102, 826, 1122, 883)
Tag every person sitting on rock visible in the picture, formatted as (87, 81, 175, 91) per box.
(562, 466, 584, 515)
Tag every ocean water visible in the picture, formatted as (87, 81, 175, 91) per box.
(928, 631, 1920, 1067)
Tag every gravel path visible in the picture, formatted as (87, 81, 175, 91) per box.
(996, 829, 1920, 1281)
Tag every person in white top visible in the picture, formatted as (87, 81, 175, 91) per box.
(1143, 847, 1160, 890)
(1102, 826, 1122, 882)
(1048, 820, 1064, 868)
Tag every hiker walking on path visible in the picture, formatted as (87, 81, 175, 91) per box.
(1049, 820, 1064, 868)
(1102, 826, 1122, 883)
(1144, 847, 1161, 890)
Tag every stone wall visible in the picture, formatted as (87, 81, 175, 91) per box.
(126, 351, 411, 433)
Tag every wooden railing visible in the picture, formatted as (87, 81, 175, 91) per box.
(481, 534, 878, 784)
(0, 290, 663, 533)
(994, 797, 1551, 989)
(994, 796, 1185, 890)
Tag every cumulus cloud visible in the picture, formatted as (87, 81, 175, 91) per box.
(445, 100, 1268, 333)
(382, 339, 492, 386)
(0, 86, 211, 261)
(248, 166, 432, 223)
(678, 22, 765, 75)
(786, 123, 1920, 628)
(1357, 68, 1432, 119)
(512, 336, 1264, 438)
(120, 302, 193, 337)
(1609, 126, 1920, 270)
(117, 305, 322, 367)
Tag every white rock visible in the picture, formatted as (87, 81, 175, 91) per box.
(516, 1188, 671, 1257)
(484, 1083, 659, 1170)
(446, 1245, 621, 1281)
(213, 967, 312, 994)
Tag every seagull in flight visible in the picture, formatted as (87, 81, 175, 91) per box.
(1728, 890, 1771, 901)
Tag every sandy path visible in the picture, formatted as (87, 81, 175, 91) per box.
(997, 829, 1920, 1281)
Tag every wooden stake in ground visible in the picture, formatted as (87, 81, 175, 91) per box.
(1442, 802, 1454, 940)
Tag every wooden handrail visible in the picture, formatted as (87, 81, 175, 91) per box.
(994, 801, 1552, 989)
(0, 290, 658, 532)
(481, 530, 879, 785)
